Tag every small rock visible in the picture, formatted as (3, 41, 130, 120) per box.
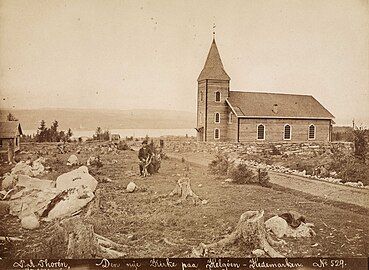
(252, 249, 265, 257)
(198, 184, 203, 187)
(21, 213, 40, 230)
(2, 174, 17, 190)
(225, 178, 233, 183)
(67, 155, 78, 166)
(126, 182, 137, 193)
(201, 199, 208, 205)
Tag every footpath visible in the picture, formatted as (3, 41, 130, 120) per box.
(165, 151, 369, 210)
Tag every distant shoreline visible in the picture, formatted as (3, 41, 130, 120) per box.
(23, 128, 197, 138)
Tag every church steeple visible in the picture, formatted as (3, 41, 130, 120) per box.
(197, 38, 230, 82)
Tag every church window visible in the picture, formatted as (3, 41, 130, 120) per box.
(215, 113, 220, 123)
(257, 124, 265, 140)
(214, 128, 220, 140)
(215, 91, 221, 102)
(200, 91, 203, 102)
(228, 112, 233, 124)
(284, 124, 291, 140)
(308, 124, 316, 140)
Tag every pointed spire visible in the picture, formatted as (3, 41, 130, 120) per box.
(198, 38, 230, 81)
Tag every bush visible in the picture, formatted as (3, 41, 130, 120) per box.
(227, 163, 256, 184)
(353, 127, 368, 162)
(117, 140, 130, 150)
(330, 151, 369, 186)
(258, 169, 271, 187)
(208, 153, 231, 176)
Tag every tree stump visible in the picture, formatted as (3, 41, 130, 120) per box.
(169, 177, 202, 204)
(193, 210, 284, 258)
(48, 217, 126, 258)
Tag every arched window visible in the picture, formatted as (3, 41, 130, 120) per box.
(284, 124, 291, 140)
(214, 128, 220, 140)
(215, 91, 221, 102)
(228, 112, 233, 124)
(308, 124, 315, 140)
(257, 124, 265, 140)
(215, 112, 220, 123)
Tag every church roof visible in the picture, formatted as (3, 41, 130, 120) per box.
(227, 91, 334, 119)
(198, 39, 230, 81)
(0, 121, 23, 138)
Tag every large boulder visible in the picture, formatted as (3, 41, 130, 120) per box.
(265, 216, 288, 238)
(21, 213, 40, 230)
(46, 188, 95, 220)
(2, 174, 17, 190)
(17, 175, 54, 190)
(31, 158, 45, 176)
(67, 155, 79, 166)
(55, 166, 97, 192)
(11, 162, 33, 176)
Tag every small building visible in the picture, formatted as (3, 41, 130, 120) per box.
(0, 121, 23, 153)
(196, 38, 335, 142)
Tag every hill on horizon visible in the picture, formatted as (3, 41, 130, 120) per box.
(0, 108, 196, 131)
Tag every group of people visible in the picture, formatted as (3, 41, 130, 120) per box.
(138, 140, 161, 177)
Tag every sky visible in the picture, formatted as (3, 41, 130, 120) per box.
(0, 0, 368, 126)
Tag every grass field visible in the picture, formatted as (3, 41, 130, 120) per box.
(1, 142, 368, 258)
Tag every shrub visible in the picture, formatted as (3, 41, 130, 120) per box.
(270, 145, 281, 155)
(227, 163, 256, 184)
(330, 151, 369, 186)
(353, 127, 368, 162)
(117, 140, 130, 150)
(208, 153, 231, 176)
(258, 169, 271, 187)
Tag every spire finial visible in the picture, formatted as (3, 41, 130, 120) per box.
(212, 23, 216, 39)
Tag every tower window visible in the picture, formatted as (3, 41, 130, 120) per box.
(214, 128, 220, 140)
(228, 112, 233, 124)
(257, 124, 265, 140)
(215, 113, 220, 123)
(284, 124, 291, 140)
(308, 124, 316, 140)
(200, 91, 203, 102)
(215, 91, 221, 102)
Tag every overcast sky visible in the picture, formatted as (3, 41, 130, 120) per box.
(0, 0, 368, 125)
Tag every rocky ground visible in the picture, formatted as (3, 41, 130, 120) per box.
(0, 139, 368, 258)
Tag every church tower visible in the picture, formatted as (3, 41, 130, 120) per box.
(196, 38, 230, 142)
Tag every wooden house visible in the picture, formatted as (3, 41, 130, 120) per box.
(0, 121, 23, 153)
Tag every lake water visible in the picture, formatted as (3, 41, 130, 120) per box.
(23, 128, 197, 139)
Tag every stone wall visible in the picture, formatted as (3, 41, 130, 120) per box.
(160, 137, 354, 157)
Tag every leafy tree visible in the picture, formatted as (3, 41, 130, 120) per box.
(94, 127, 102, 140)
(353, 126, 368, 162)
(50, 120, 59, 142)
(67, 128, 73, 139)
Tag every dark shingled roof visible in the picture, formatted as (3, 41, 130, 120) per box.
(227, 91, 334, 119)
(0, 121, 23, 138)
(198, 39, 230, 81)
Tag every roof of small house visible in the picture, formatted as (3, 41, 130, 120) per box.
(0, 121, 23, 138)
(198, 39, 230, 81)
(226, 91, 334, 119)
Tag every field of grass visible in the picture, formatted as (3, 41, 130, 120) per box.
(0, 141, 368, 258)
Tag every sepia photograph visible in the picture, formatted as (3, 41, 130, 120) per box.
(0, 0, 368, 268)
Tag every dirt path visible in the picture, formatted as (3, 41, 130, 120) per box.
(165, 151, 369, 209)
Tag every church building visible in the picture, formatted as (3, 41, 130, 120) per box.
(196, 38, 335, 143)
